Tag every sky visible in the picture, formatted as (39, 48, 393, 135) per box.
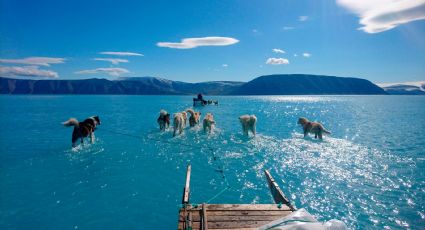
(0, 0, 424, 83)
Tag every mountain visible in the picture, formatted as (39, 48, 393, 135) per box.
(232, 74, 386, 95)
(0, 74, 386, 95)
(377, 81, 425, 95)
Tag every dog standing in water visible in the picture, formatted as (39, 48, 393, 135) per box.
(297, 117, 331, 139)
(203, 113, 216, 134)
(63, 116, 101, 147)
(173, 112, 185, 137)
(157, 109, 170, 131)
(181, 111, 188, 127)
(239, 114, 257, 136)
(186, 109, 201, 127)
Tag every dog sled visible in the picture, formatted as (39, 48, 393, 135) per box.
(193, 98, 218, 106)
(193, 93, 218, 107)
(177, 165, 347, 230)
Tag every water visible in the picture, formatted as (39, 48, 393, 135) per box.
(0, 95, 424, 229)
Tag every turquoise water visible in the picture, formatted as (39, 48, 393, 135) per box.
(0, 95, 424, 229)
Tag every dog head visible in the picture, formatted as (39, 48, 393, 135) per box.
(297, 117, 308, 125)
(93, 116, 101, 125)
(160, 109, 168, 116)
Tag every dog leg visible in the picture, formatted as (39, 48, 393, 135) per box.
(90, 132, 95, 144)
(318, 132, 323, 139)
(252, 126, 256, 136)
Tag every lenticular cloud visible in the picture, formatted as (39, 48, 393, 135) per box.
(157, 37, 239, 49)
(337, 0, 425, 33)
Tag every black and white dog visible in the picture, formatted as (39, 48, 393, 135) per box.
(157, 109, 170, 131)
(63, 116, 101, 147)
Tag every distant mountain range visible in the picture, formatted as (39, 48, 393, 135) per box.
(0, 74, 387, 95)
(377, 81, 425, 95)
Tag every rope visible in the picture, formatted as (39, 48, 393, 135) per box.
(100, 127, 232, 204)
(101, 127, 144, 139)
(205, 186, 231, 204)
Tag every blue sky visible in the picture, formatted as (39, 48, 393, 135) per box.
(0, 0, 424, 83)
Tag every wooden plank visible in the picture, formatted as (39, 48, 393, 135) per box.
(188, 212, 193, 229)
(182, 165, 191, 204)
(179, 210, 291, 217)
(179, 220, 274, 229)
(184, 204, 291, 211)
(264, 170, 295, 211)
(185, 214, 291, 222)
(201, 203, 208, 230)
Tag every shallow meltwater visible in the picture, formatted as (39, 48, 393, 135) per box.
(0, 95, 424, 229)
(144, 129, 419, 229)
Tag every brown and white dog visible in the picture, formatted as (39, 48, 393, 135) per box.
(239, 114, 257, 136)
(186, 109, 201, 127)
(297, 117, 331, 139)
(173, 112, 185, 137)
(157, 109, 170, 131)
(203, 113, 216, 134)
(63, 116, 101, 147)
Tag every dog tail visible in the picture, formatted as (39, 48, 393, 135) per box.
(62, 118, 79, 127)
(185, 108, 195, 116)
(322, 128, 331, 135)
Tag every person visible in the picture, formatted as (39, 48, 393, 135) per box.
(197, 93, 207, 105)
(197, 93, 203, 100)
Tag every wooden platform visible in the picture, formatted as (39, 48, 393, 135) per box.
(177, 165, 296, 230)
(178, 204, 292, 230)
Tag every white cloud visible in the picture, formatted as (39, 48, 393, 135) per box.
(0, 66, 58, 78)
(75, 68, 130, 77)
(299, 16, 309, 21)
(303, 52, 312, 57)
(266, 58, 290, 65)
(252, 29, 259, 33)
(157, 36, 239, 49)
(0, 57, 65, 66)
(99, 51, 143, 56)
(93, 58, 129, 65)
(336, 0, 425, 33)
(283, 26, 295, 30)
(222, 64, 228, 67)
(294, 54, 298, 57)
(272, 48, 286, 54)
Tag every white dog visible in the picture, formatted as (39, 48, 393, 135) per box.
(239, 114, 257, 136)
(173, 112, 185, 137)
(203, 113, 216, 134)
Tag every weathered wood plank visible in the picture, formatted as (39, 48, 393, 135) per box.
(201, 203, 208, 230)
(264, 170, 295, 211)
(179, 220, 273, 229)
(188, 212, 193, 229)
(179, 210, 292, 217)
(184, 214, 291, 222)
(184, 204, 291, 211)
(182, 165, 191, 204)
